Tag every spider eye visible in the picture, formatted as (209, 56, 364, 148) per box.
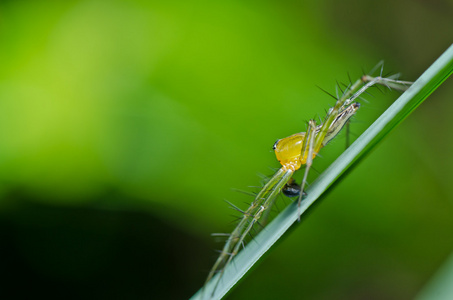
(272, 139, 280, 150)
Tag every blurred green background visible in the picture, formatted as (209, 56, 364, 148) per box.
(0, 1, 452, 299)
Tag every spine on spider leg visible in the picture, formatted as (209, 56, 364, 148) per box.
(204, 167, 293, 297)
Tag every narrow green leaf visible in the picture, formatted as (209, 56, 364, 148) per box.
(192, 44, 453, 300)
(415, 252, 453, 300)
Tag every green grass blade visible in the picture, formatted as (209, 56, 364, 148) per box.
(415, 252, 453, 300)
(192, 44, 453, 300)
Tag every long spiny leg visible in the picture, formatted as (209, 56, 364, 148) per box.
(204, 168, 293, 298)
(224, 169, 294, 269)
(297, 119, 317, 221)
(260, 192, 279, 227)
(209, 206, 266, 297)
(345, 121, 351, 149)
(355, 76, 411, 99)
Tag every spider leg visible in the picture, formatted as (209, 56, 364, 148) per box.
(345, 121, 350, 149)
(297, 119, 317, 221)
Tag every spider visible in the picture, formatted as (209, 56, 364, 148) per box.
(202, 66, 412, 299)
